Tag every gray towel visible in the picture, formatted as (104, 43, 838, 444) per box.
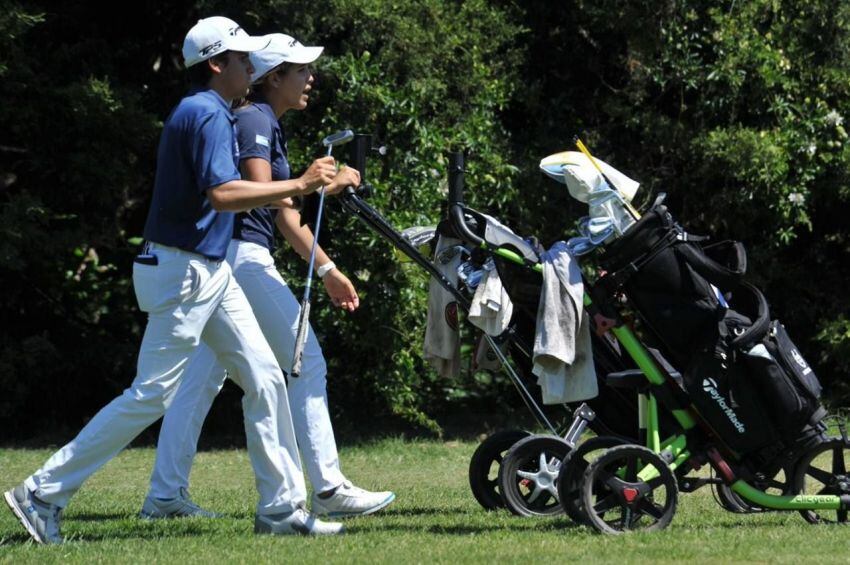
(423, 235, 463, 378)
(532, 241, 598, 404)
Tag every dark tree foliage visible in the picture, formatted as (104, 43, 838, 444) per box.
(503, 0, 850, 407)
(0, 0, 847, 442)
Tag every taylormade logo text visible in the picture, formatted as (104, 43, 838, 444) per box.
(701, 378, 746, 433)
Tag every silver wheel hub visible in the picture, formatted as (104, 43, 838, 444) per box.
(516, 451, 561, 503)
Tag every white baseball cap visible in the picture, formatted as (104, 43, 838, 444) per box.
(183, 16, 271, 68)
(250, 33, 324, 83)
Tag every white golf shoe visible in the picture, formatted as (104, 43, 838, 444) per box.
(254, 506, 344, 536)
(311, 481, 395, 518)
(4, 483, 63, 544)
(139, 487, 219, 519)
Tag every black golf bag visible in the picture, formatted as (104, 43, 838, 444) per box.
(596, 205, 826, 466)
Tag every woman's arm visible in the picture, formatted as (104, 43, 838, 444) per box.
(274, 206, 360, 311)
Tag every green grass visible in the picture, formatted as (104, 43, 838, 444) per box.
(1, 439, 847, 563)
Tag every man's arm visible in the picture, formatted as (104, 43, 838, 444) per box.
(207, 156, 337, 212)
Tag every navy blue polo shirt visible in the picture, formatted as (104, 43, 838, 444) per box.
(232, 96, 291, 251)
(142, 88, 241, 260)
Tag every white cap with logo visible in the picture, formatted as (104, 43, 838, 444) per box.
(250, 33, 324, 83)
(183, 16, 271, 68)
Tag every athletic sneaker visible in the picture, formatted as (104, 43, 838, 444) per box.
(4, 483, 63, 544)
(139, 487, 219, 519)
(254, 506, 344, 536)
(311, 481, 395, 518)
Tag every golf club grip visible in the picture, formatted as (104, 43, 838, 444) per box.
(290, 301, 311, 378)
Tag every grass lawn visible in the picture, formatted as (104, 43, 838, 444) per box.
(1, 438, 847, 563)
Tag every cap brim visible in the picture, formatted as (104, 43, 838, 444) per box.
(286, 46, 324, 64)
(226, 35, 272, 54)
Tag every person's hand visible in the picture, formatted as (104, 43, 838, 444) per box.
(324, 166, 361, 196)
(322, 268, 360, 312)
(299, 156, 337, 193)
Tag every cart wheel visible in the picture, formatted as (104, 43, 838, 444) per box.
(715, 484, 753, 513)
(715, 465, 794, 514)
(581, 444, 678, 534)
(498, 435, 572, 517)
(792, 438, 850, 524)
(557, 436, 628, 524)
(469, 429, 532, 510)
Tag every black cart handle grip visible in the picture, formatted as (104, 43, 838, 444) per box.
(446, 151, 483, 245)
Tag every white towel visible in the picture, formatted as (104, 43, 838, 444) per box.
(532, 241, 598, 404)
(423, 235, 463, 378)
(468, 267, 513, 336)
(473, 333, 506, 372)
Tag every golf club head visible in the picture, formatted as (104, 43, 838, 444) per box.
(322, 129, 355, 149)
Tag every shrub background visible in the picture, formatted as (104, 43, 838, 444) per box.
(0, 0, 847, 442)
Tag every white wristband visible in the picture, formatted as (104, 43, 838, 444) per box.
(316, 261, 336, 278)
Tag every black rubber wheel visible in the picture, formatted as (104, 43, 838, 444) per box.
(714, 483, 753, 513)
(498, 435, 572, 517)
(792, 438, 850, 524)
(581, 444, 678, 534)
(557, 436, 628, 524)
(469, 429, 532, 510)
(714, 466, 794, 514)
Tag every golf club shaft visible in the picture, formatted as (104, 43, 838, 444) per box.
(291, 144, 333, 378)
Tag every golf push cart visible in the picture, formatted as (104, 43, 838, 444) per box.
(332, 132, 849, 533)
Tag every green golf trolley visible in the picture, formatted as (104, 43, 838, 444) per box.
(339, 136, 849, 533)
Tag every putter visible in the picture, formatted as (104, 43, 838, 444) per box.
(291, 129, 355, 378)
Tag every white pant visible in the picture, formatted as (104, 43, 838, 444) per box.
(25, 244, 306, 514)
(149, 240, 344, 499)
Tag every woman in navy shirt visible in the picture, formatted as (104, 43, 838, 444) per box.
(142, 33, 395, 519)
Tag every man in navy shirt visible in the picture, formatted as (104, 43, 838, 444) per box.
(141, 34, 393, 523)
(4, 16, 351, 543)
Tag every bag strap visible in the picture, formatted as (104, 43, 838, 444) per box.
(678, 240, 747, 290)
(728, 282, 771, 351)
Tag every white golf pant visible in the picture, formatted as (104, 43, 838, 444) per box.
(25, 244, 306, 514)
(149, 239, 344, 499)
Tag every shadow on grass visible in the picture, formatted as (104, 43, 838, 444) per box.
(424, 520, 582, 535)
(701, 516, 808, 529)
(346, 516, 583, 535)
(0, 532, 38, 546)
(8, 508, 808, 545)
(381, 506, 470, 517)
(66, 511, 134, 522)
(3, 515, 807, 546)
(1, 515, 233, 545)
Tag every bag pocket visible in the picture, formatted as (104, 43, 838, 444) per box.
(684, 349, 778, 454)
(742, 342, 811, 434)
(768, 321, 822, 401)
